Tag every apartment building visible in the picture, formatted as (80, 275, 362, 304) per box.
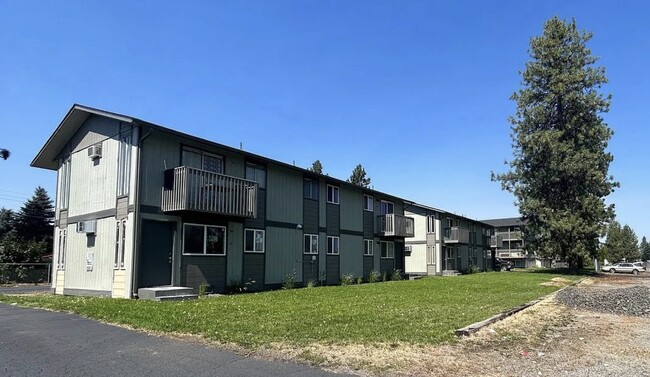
(482, 217, 549, 268)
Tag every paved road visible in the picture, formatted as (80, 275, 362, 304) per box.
(0, 304, 348, 377)
(0, 285, 51, 295)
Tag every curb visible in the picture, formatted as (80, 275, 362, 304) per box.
(455, 276, 587, 337)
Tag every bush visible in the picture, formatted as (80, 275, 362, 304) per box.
(340, 273, 354, 286)
(381, 271, 389, 282)
(356, 277, 363, 285)
(226, 278, 256, 294)
(368, 269, 380, 283)
(282, 270, 297, 290)
(306, 279, 318, 288)
(198, 284, 211, 297)
(391, 269, 403, 281)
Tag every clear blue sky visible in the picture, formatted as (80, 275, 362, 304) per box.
(1, 1, 648, 239)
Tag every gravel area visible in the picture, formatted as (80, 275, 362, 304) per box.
(556, 285, 650, 317)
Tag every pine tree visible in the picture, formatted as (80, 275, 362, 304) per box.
(493, 17, 618, 270)
(0, 208, 16, 238)
(309, 160, 323, 174)
(13, 187, 54, 261)
(620, 225, 640, 261)
(348, 164, 371, 187)
(640, 236, 650, 261)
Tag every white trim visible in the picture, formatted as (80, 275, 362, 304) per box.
(244, 228, 265, 253)
(363, 239, 374, 256)
(326, 185, 339, 205)
(327, 236, 340, 255)
(182, 223, 227, 256)
(304, 234, 319, 254)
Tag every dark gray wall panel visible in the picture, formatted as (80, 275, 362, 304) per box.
(326, 255, 339, 285)
(181, 256, 227, 293)
(302, 254, 319, 284)
(363, 211, 374, 238)
(245, 189, 266, 229)
(326, 203, 340, 235)
(303, 199, 319, 234)
(380, 258, 394, 274)
(242, 253, 265, 290)
(363, 256, 374, 278)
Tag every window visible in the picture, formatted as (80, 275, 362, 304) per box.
(244, 229, 265, 253)
(427, 215, 436, 234)
(246, 163, 266, 189)
(446, 218, 453, 228)
(327, 185, 339, 204)
(380, 200, 394, 215)
(57, 229, 67, 270)
(117, 128, 131, 196)
(59, 157, 71, 209)
(304, 234, 318, 254)
(183, 224, 226, 255)
(327, 236, 339, 255)
(363, 195, 373, 211)
(303, 178, 318, 200)
(380, 241, 394, 258)
(114, 220, 127, 269)
(364, 239, 374, 256)
(182, 147, 224, 174)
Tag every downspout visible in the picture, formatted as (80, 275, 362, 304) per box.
(130, 124, 153, 298)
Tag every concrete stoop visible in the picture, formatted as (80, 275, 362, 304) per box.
(137, 286, 198, 301)
(442, 270, 462, 276)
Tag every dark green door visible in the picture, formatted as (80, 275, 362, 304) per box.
(139, 220, 174, 288)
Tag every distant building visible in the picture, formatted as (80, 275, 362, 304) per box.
(482, 217, 549, 268)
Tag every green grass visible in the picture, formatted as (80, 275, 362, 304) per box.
(0, 272, 581, 347)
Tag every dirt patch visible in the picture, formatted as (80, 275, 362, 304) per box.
(539, 276, 574, 287)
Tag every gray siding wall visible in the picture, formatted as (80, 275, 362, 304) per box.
(363, 256, 374, 278)
(242, 253, 265, 290)
(302, 254, 319, 284)
(363, 210, 374, 238)
(116, 196, 129, 219)
(265, 227, 302, 284)
(340, 234, 363, 278)
(326, 203, 340, 235)
(340, 188, 362, 232)
(326, 255, 340, 285)
(303, 199, 319, 234)
(380, 258, 395, 274)
(266, 165, 302, 224)
(244, 189, 266, 229)
(181, 256, 226, 293)
(227, 221, 243, 284)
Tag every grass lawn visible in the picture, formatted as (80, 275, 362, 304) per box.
(0, 272, 581, 347)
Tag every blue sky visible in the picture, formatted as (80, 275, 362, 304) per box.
(1, 1, 648, 239)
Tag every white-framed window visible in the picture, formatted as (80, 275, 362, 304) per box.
(182, 223, 226, 255)
(182, 147, 224, 174)
(380, 241, 394, 259)
(327, 185, 339, 204)
(304, 234, 318, 254)
(363, 239, 374, 256)
(303, 178, 318, 200)
(380, 200, 394, 215)
(244, 229, 265, 253)
(117, 128, 131, 197)
(363, 195, 373, 211)
(327, 236, 340, 255)
(59, 157, 71, 209)
(245, 163, 266, 189)
(114, 220, 127, 269)
(427, 215, 436, 234)
(57, 229, 67, 270)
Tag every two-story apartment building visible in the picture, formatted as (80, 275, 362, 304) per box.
(404, 203, 492, 275)
(32, 105, 415, 298)
(482, 217, 549, 268)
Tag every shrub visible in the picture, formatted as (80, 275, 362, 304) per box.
(282, 270, 297, 290)
(306, 279, 318, 288)
(391, 269, 403, 281)
(340, 273, 354, 286)
(368, 269, 380, 283)
(356, 277, 363, 285)
(198, 284, 211, 297)
(226, 278, 256, 294)
(381, 271, 389, 282)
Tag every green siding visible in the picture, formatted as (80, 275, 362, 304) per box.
(340, 234, 363, 278)
(326, 203, 340, 235)
(319, 180, 326, 227)
(302, 254, 319, 284)
(244, 189, 266, 229)
(363, 256, 374, 278)
(363, 210, 374, 238)
(226, 221, 243, 284)
(266, 165, 302, 223)
(326, 255, 340, 285)
(265, 226, 302, 284)
(340, 188, 363, 232)
(242, 253, 265, 290)
(181, 256, 227, 293)
(303, 199, 319, 234)
(318, 231, 327, 279)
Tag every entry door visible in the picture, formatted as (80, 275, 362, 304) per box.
(139, 220, 174, 288)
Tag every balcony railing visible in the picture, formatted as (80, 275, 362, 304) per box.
(496, 230, 523, 240)
(443, 227, 470, 244)
(377, 214, 415, 238)
(161, 166, 258, 218)
(490, 235, 503, 247)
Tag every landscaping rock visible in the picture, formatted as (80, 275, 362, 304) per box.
(556, 285, 650, 317)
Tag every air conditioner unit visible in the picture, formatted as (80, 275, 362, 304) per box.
(77, 220, 97, 234)
(88, 144, 102, 160)
(404, 245, 412, 256)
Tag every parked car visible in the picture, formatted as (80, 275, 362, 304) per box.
(494, 258, 514, 272)
(601, 262, 644, 275)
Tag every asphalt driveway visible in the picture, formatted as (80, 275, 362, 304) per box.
(0, 303, 348, 377)
(0, 285, 51, 295)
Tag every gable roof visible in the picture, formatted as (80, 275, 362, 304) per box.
(32, 104, 409, 202)
(481, 217, 526, 227)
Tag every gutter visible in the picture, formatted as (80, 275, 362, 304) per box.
(130, 124, 153, 298)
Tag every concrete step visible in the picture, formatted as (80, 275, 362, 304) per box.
(155, 294, 198, 301)
(442, 270, 462, 276)
(138, 286, 195, 300)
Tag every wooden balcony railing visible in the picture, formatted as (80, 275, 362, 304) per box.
(377, 214, 415, 238)
(161, 166, 258, 218)
(496, 230, 523, 240)
(443, 227, 470, 244)
(490, 235, 503, 247)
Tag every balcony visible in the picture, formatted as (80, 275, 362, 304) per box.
(496, 230, 523, 240)
(444, 227, 470, 244)
(490, 235, 503, 248)
(377, 214, 415, 238)
(161, 166, 258, 218)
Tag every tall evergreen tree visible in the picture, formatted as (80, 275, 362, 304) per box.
(309, 160, 323, 174)
(14, 187, 54, 260)
(0, 208, 16, 238)
(603, 221, 640, 262)
(348, 164, 371, 187)
(640, 236, 650, 261)
(493, 17, 618, 270)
